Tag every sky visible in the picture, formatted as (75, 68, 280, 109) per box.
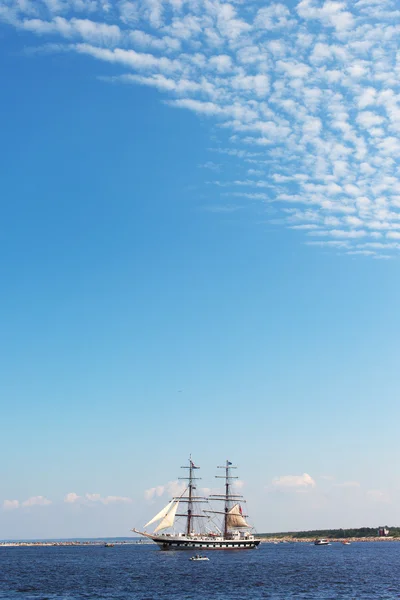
(1, 0, 400, 539)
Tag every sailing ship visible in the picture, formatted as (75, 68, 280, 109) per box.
(132, 458, 260, 550)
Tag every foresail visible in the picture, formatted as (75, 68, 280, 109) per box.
(226, 504, 250, 529)
(144, 500, 175, 529)
(154, 501, 179, 533)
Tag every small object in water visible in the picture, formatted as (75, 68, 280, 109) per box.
(342, 540, 351, 545)
(104, 543, 115, 547)
(190, 555, 209, 561)
(314, 539, 330, 546)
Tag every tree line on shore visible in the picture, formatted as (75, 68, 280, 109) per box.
(259, 527, 400, 539)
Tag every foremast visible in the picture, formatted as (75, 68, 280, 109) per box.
(176, 456, 207, 536)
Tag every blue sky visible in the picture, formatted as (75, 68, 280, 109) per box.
(1, 0, 400, 539)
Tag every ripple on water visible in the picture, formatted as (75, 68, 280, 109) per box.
(1, 543, 400, 600)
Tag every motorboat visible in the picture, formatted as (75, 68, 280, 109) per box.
(190, 555, 209, 561)
(314, 539, 330, 546)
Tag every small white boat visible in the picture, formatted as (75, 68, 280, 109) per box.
(190, 555, 209, 561)
(314, 539, 330, 546)
(342, 540, 351, 545)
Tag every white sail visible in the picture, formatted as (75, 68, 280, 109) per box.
(226, 504, 250, 529)
(154, 501, 179, 533)
(144, 500, 175, 529)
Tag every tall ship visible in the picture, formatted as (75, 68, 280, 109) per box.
(132, 458, 260, 550)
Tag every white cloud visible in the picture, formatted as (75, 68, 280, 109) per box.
(144, 486, 164, 501)
(357, 87, 377, 109)
(102, 495, 133, 504)
(297, 0, 354, 33)
(357, 111, 385, 129)
(75, 43, 183, 72)
(21, 16, 121, 45)
(230, 74, 270, 97)
(119, 1, 139, 25)
(198, 161, 221, 171)
(233, 479, 245, 489)
(271, 473, 316, 490)
(64, 492, 81, 503)
(85, 493, 102, 502)
(112, 73, 215, 97)
(208, 54, 233, 73)
(129, 30, 181, 52)
(3, 499, 19, 510)
(22, 496, 52, 507)
(254, 4, 293, 31)
(2, 0, 400, 258)
(169, 99, 223, 116)
(85, 493, 133, 504)
(144, 480, 186, 501)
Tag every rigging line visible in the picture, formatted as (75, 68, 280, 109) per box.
(177, 486, 188, 499)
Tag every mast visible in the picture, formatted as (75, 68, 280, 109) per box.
(187, 458, 194, 535)
(205, 460, 247, 538)
(219, 460, 236, 537)
(225, 461, 229, 537)
(178, 456, 206, 535)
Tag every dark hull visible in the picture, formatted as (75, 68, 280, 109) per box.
(152, 537, 261, 551)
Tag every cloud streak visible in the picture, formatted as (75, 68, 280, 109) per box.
(144, 480, 186, 501)
(22, 495, 52, 507)
(2, 0, 400, 256)
(3, 499, 20, 510)
(271, 473, 316, 490)
(2, 496, 52, 509)
(2, 492, 132, 509)
(85, 493, 132, 504)
(65, 492, 133, 504)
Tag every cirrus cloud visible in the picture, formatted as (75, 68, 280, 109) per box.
(1, 0, 400, 258)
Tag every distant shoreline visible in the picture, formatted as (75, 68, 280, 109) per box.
(0, 540, 152, 547)
(1, 537, 399, 547)
(258, 537, 400, 543)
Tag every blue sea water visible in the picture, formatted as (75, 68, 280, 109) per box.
(1, 542, 400, 599)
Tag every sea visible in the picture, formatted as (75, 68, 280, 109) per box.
(1, 541, 400, 599)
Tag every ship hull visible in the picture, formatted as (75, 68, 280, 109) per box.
(151, 536, 260, 551)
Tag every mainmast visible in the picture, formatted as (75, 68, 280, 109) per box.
(218, 460, 237, 537)
(178, 456, 207, 535)
(205, 460, 251, 537)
